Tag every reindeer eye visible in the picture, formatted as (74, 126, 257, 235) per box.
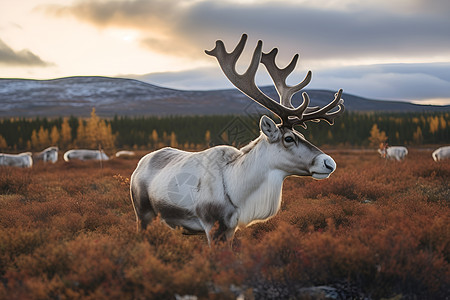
(284, 136, 294, 143)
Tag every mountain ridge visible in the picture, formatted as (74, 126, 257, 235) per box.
(0, 76, 448, 118)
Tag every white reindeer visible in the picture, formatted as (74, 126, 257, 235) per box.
(0, 152, 33, 168)
(432, 146, 450, 161)
(115, 150, 136, 158)
(378, 146, 408, 161)
(130, 34, 344, 243)
(34, 146, 58, 163)
(63, 149, 109, 162)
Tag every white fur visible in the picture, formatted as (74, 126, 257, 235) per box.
(115, 150, 135, 158)
(34, 146, 58, 163)
(0, 152, 33, 168)
(63, 149, 109, 162)
(131, 116, 338, 243)
(432, 146, 450, 161)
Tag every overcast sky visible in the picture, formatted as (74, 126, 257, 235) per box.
(1, 0, 449, 105)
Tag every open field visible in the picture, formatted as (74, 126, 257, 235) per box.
(0, 149, 449, 299)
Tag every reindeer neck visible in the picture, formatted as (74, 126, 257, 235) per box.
(224, 135, 286, 226)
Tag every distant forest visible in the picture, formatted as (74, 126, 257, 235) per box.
(0, 110, 448, 152)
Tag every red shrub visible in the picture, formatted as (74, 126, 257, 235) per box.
(0, 149, 448, 299)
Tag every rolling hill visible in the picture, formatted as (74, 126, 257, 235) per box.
(0, 76, 448, 118)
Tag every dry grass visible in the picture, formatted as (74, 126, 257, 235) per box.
(0, 149, 448, 299)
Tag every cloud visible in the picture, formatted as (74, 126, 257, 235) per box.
(126, 67, 235, 90)
(0, 38, 52, 67)
(308, 62, 450, 101)
(42, 0, 450, 64)
(38, 0, 450, 104)
(133, 62, 450, 105)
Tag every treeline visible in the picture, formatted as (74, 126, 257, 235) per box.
(0, 111, 448, 152)
(303, 111, 449, 147)
(0, 109, 115, 152)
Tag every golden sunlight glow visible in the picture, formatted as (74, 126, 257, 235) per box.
(411, 98, 450, 106)
(106, 29, 139, 43)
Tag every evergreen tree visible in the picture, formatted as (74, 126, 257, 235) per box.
(1, 112, 449, 151)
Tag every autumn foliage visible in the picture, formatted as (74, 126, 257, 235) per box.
(0, 150, 448, 299)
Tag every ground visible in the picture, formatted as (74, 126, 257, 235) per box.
(0, 149, 448, 299)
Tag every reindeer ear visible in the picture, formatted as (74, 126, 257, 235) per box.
(260, 115, 281, 143)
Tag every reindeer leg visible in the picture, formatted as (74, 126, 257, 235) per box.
(130, 184, 156, 232)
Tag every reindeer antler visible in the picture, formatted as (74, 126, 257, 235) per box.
(205, 34, 345, 128)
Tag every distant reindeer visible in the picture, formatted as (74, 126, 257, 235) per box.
(63, 149, 109, 162)
(115, 150, 136, 158)
(0, 152, 33, 168)
(34, 146, 58, 163)
(130, 34, 344, 244)
(378, 145, 408, 161)
(432, 146, 450, 161)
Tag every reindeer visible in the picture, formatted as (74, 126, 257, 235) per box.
(0, 152, 33, 168)
(34, 146, 59, 163)
(63, 149, 109, 162)
(115, 150, 136, 158)
(432, 146, 450, 161)
(130, 34, 344, 244)
(378, 145, 408, 161)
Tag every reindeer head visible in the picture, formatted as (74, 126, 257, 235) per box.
(206, 34, 344, 179)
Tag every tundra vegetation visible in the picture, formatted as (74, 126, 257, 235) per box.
(0, 148, 448, 299)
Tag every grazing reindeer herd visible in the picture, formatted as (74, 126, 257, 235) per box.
(0, 147, 134, 168)
(0, 35, 448, 244)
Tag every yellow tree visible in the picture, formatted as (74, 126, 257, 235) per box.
(97, 120, 116, 149)
(368, 124, 387, 147)
(429, 116, 439, 134)
(162, 131, 168, 145)
(151, 129, 159, 147)
(205, 130, 211, 146)
(0, 135, 7, 150)
(170, 131, 178, 148)
(85, 108, 100, 148)
(60, 117, 72, 149)
(50, 126, 60, 146)
(31, 130, 39, 149)
(84, 108, 96, 147)
(413, 127, 423, 145)
(79, 108, 116, 149)
(76, 119, 87, 147)
(37, 126, 50, 150)
(439, 115, 447, 130)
